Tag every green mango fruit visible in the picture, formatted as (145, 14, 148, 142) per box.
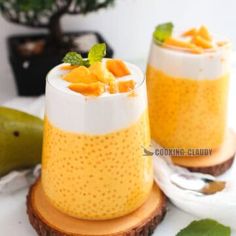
(0, 106, 43, 176)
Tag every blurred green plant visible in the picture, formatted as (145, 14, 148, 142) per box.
(0, 0, 114, 45)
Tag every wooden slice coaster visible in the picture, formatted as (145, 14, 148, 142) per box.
(172, 130, 236, 176)
(27, 180, 166, 236)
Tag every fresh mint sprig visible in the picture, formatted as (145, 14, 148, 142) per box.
(88, 43, 106, 64)
(62, 43, 106, 67)
(176, 219, 231, 236)
(153, 22, 174, 44)
(62, 52, 85, 66)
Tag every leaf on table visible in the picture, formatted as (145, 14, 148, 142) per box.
(176, 219, 231, 236)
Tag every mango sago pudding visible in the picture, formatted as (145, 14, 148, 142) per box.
(42, 44, 153, 220)
(147, 23, 231, 150)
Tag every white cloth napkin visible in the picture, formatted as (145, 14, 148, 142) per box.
(0, 166, 41, 193)
(154, 153, 236, 229)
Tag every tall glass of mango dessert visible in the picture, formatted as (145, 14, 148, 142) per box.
(147, 23, 231, 151)
(41, 44, 153, 220)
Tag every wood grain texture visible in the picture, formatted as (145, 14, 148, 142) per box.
(185, 156, 235, 176)
(27, 180, 167, 236)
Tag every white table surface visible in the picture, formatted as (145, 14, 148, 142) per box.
(0, 188, 235, 236)
(0, 188, 195, 236)
(1, 58, 236, 236)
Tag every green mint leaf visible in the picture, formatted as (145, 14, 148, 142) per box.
(88, 43, 106, 64)
(82, 59, 90, 67)
(63, 52, 85, 66)
(153, 22, 174, 43)
(63, 43, 107, 67)
(176, 219, 231, 236)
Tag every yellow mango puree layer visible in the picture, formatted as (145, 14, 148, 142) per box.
(146, 65, 229, 150)
(42, 111, 153, 220)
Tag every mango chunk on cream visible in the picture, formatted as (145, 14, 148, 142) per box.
(197, 25, 212, 41)
(89, 62, 115, 84)
(118, 80, 136, 93)
(63, 66, 97, 83)
(164, 25, 226, 53)
(63, 60, 135, 96)
(68, 82, 105, 96)
(106, 59, 131, 77)
(60, 65, 79, 71)
(164, 37, 203, 54)
(192, 35, 213, 49)
(181, 27, 197, 37)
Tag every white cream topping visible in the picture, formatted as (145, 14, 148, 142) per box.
(45, 60, 147, 134)
(48, 60, 143, 96)
(148, 41, 231, 80)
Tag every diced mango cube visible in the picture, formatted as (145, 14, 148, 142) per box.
(108, 81, 118, 94)
(89, 62, 115, 84)
(106, 59, 131, 77)
(61, 65, 79, 70)
(63, 66, 98, 83)
(197, 25, 212, 41)
(68, 82, 105, 96)
(217, 41, 228, 47)
(182, 28, 197, 37)
(118, 80, 135, 93)
(192, 35, 213, 49)
(164, 37, 203, 54)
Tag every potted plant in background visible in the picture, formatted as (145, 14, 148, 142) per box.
(0, 0, 114, 95)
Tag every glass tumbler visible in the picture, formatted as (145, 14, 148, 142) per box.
(146, 40, 231, 150)
(41, 62, 153, 220)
